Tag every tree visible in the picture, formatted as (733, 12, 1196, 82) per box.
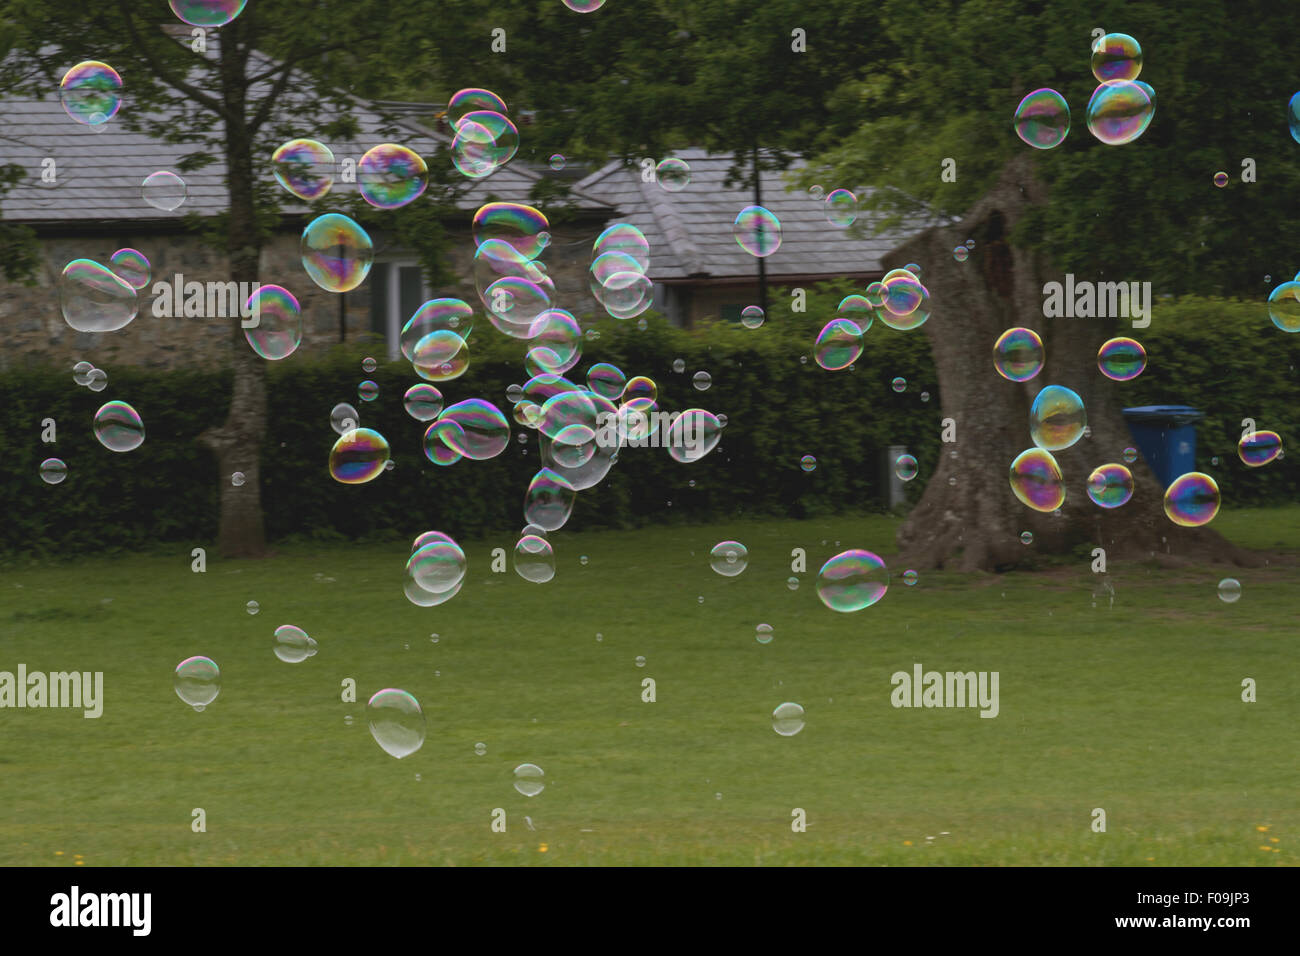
(1, 0, 465, 556)
(797, 0, 1295, 569)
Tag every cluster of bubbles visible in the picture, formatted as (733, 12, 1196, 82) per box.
(71, 360, 108, 392)
(814, 266, 931, 371)
(405, 531, 468, 607)
(448, 88, 520, 179)
(1013, 33, 1153, 150)
(590, 222, 653, 320)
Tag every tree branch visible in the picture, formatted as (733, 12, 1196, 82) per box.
(115, 0, 227, 119)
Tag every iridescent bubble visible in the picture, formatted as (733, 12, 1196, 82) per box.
(953, 245, 970, 262)
(329, 427, 390, 484)
(437, 399, 510, 460)
(93, 400, 144, 453)
(592, 223, 650, 273)
(733, 205, 782, 257)
(1213, 171, 1229, 188)
(992, 327, 1045, 382)
(1091, 32, 1142, 83)
(786, 576, 799, 591)
(1238, 430, 1282, 467)
(891, 376, 906, 393)
(1097, 336, 1147, 381)
(1290, 91, 1300, 145)
(814, 318, 864, 371)
(1013, 88, 1070, 149)
(622, 375, 657, 404)
(710, 540, 748, 577)
(1029, 385, 1087, 451)
(1086, 80, 1154, 146)
(367, 689, 425, 759)
(692, 371, 712, 392)
(526, 309, 583, 377)
(174, 656, 220, 711)
(809, 185, 824, 199)
(301, 213, 374, 293)
(451, 110, 519, 178)
(141, 171, 187, 212)
(800, 455, 817, 472)
(753, 623, 775, 645)
(1217, 578, 1241, 603)
(666, 409, 722, 463)
(169, 1, 247, 27)
(361, 356, 377, 373)
(473, 202, 550, 261)
(772, 702, 805, 737)
(1009, 447, 1065, 513)
(401, 298, 474, 360)
(1163, 472, 1220, 527)
(740, 305, 765, 329)
(330, 403, 359, 434)
(524, 468, 577, 531)
(244, 285, 302, 360)
(59, 61, 122, 126)
(816, 550, 889, 612)
(447, 88, 508, 125)
(403, 383, 443, 422)
(1266, 281, 1300, 333)
(902, 569, 918, 586)
(656, 157, 691, 191)
(825, 188, 858, 228)
(358, 380, 378, 402)
(59, 259, 138, 333)
(1086, 463, 1134, 509)
(514, 534, 556, 583)
(108, 248, 151, 290)
(1020, 531, 1034, 545)
(485, 275, 553, 335)
(407, 537, 467, 595)
(358, 143, 428, 209)
(835, 294, 873, 333)
(587, 363, 627, 400)
(878, 275, 930, 331)
(549, 154, 565, 170)
(513, 763, 545, 797)
(274, 624, 318, 664)
(271, 138, 335, 201)
(895, 454, 918, 481)
(412, 330, 469, 382)
(39, 458, 67, 485)
(864, 281, 886, 308)
(1122, 446, 1139, 464)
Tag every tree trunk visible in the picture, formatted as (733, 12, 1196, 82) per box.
(890, 154, 1262, 572)
(198, 24, 268, 558)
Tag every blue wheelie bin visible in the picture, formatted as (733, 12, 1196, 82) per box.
(1121, 405, 1205, 488)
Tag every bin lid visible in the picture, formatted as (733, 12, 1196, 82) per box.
(1122, 405, 1205, 426)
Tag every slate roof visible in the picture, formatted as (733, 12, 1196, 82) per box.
(0, 50, 612, 226)
(573, 148, 930, 281)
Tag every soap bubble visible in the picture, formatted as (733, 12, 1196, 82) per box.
(549, 154, 565, 170)
(358, 380, 379, 402)
(895, 454, 918, 481)
(413, 330, 470, 382)
(231, 472, 245, 487)
(1029, 385, 1086, 451)
(1086, 463, 1134, 509)
(330, 403, 359, 434)
(814, 318, 864, 370)
(523, 468, 577, 531)
(1009, 447, 1065, 513)
(1266, 281, 1300, 333)
(665, 409, 722, 463)
(246, 600, 259, 615)
(733, 205, 782, 257)
(1213, 171, 1229, 188)
(692, 370, 712, 391)
(59, 61, 122, 126)
(1290, 91, 1300, 145)
(953, 245, 970, 262)
(447, 88, 508, 125)
(1086, 80, 1154, 146)
(362, 357, 377, 373)
(301, 213, 374, 293)
(824, 188, 857, 228)
(169, 1, 247, 27)
(772, 702, 805, 737)
(86, 369, 107, 392)
(401, 298, 474, 360)
(756, 623, 774, 644)
(710, 540, 749, 577)
(1123, 446, 1138, 464)
(108, 248, 151, 290)
(740, 305, 765, 329)
(587, 363, 627, 400)
(329, 427, 390, 484)
(1097, 336, 1147, 381)
(39, 458, 68, 484)
(891, 376, 906, 393)
(358, 143, 428, 209)
(815, 550, 888, 612)
(59, 259, 138, 334)
(515, 534, 556, 583)
(244, 285, 302, 361)
(93, 400, 145, 453)
(656, 157, 691, 191)
(475, 742, 488, 755)
(1090, 32, 1143, 83)
(274, 624, 318, 663)
(1238, 430, 1282, 467)
(513, 763, 545, 796)
(1020, 531, 1034, 545)
(1217, 578, 1241, 603)
(367, 688, 425, 759)
(271, 138, 335, 201)
(992, 327, 1044, 382)
(473, 202, 551, 262)
(1013, 88, 1070, 149)
(174, 656, 220, 711)
(902, 569, 918, 586)
(403, 383, 444, 422)
(407, 537, 467, 595)
(141, 171, 188, 211)
(72, 361, 93, 386)
(800, 455, 817, 472)
(1163, 472, 1220, 527)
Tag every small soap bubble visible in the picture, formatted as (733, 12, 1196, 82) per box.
(231, 472, 246, 487)
(1021, 531, 1034, 545)
(1217, 578, 1241, 603)
(246, 600, 259, 615)
(755, 623, 774, 644)
(475, 742, 487, 755)
(514, 763, 545, 797)
(39, 458, 68, 485)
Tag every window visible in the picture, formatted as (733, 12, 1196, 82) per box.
(368, 260, 429, 360)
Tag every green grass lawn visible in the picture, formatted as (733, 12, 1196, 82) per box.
(2, 507, 1298, 866)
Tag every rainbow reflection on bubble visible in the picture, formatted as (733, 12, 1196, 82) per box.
(825, 189, 857, 228)
(815, 550, 889, 612)
(586, 363, 627, 401)
(404, 383, 443, 422)
(401, 298, 473, 360)
(1013, 88, 1069, 149)
(835, 294, 874, 333)
(301, 213, 374, 293)
(169, 1, 247, 27)
(1238, 430, 1282, 467)
(1030, 385, 1087, 451)
(437, 399, 511, 461)
(814, 318, 864, 371)
(1086, 80, 1154, 146)
(60, 259, 138, 334)
(563, 0, 607, 11)
(244, 285, 302, 361)
(1097, 336, 1147, 381)
(1086, 463, 1134, 509)
(515, 534, 556, 583)
(358, 143, 428, 209)
(1090, 32, 1142, 83)
(1009, 447, 1065, 513)
(108, 248, 151, 290)
(733, 206, 782, 258)
(59, 61, 122, 126)
(993, 327, 1045, 382)
(1213, 171, 1229, 188)
(1266, 280, 1300, 333)
(1163, 472, 1220, 527)
(412, 330, 469, 382)
(656, 158, 691, 191)
(895, 454, 918, 481)
(94, 400, 145, 453)
(447, 88, 508, 125)
(473, 202, 550, 261)
(329, 427, 390, 484)
(451, 110, 519, 179)
(272, 138, 335, 201)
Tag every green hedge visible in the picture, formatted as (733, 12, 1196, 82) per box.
(6, 291, 1296, 558)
